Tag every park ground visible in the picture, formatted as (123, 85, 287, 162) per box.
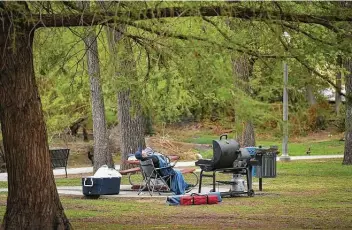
(48, 123, 347, 167)
(0, 125, 351, 229)
(1, 159, 351, 229)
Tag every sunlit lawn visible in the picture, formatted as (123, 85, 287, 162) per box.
(0, 159, 351, 229)
(188, 135, 344, 158)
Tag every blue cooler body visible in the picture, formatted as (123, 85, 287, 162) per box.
(82, 177, 121, 196)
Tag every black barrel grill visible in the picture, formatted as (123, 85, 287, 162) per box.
(195, 135, 259, 197)
(196, 135, 240, 171)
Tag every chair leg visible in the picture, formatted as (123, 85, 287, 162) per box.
(154, 178, 162, 195)
(152, 177, 165, 195)
(160, 177, 171, 194)
(137, 172, 144, 195)
(150, 179, 156, 196)
(149, 175, 171, 195)
(145, 179, 154, 196)
(138, 173, 152, 195)
(138, 180, 146, 195)
(168, 176, 173, 193)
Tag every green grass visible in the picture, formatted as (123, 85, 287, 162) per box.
(1, 159, 351, 229)
(184, 134, 220, 144)
(199, 149, 213, 159)
(257, 139, 344, 156)
(185, 134, 344, 157)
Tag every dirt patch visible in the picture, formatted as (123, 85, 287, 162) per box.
(72, 212, 281, 229)
(146, 137, 209, 160)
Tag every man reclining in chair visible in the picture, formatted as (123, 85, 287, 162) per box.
(135, 147, 194, 195)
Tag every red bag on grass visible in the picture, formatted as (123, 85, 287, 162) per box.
(180, 195, 193, 205)
(168, 192, 221, 206)
(193, 194, 208, 205)
(207, 195, 218, 204)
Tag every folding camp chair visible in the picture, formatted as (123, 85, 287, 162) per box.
(138, 159, 175, 196)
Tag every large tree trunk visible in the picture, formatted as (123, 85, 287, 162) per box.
(335, 55, 343, 115)
(118, 90, 146, 170)
(343, 59, 352, 165)
(84, 28, 114, 172)
(240, 121, 256, 148)
(106, 26, 146, 170)
(305, 84, 317, 106)
(232, 55, 256, 147)
(0, 25, 70, 228)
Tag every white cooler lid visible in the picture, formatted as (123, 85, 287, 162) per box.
(93, 165, 122, 178)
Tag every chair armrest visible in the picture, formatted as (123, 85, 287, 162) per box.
(155, 165, 173, 170)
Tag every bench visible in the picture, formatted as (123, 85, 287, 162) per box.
(119, 167, 140, 176)
(49, 148, 70, 178)
(119, 167, 195, 176)
(120, 166, 197, 191)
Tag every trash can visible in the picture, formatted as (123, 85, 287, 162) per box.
(245, 147, 258, 176)
(82, 165, 121, 198)
(255, 146, 278, 178)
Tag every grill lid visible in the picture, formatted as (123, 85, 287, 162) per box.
(212, 134, 240, 169)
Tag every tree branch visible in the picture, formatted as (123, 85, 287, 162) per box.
(62, 1, 84, 13)
(266, 21, 347, 97)
(275, 21, 336, 46)
(9, 4, 351, 30)
(114, 19, 289, 59)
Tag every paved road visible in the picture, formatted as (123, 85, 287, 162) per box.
(0, 154, 343, 182)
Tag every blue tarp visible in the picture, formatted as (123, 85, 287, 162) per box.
(155, 155, 189, 195)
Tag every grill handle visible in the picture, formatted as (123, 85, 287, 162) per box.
(219, 134, 228, 140)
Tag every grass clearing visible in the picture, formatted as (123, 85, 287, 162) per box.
(0, 159, 351, 229)
(257, 139, 344, 156)
(192, 138, 344, 158)
(180, 131, 344, 157)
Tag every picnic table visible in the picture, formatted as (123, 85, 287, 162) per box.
(124, 155, 180, 166)
(120, 155, 180, 177)
(119, 155, 197, 189)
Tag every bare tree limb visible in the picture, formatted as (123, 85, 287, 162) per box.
(264, 20, 346, 97)
(2, 4, 350, 30)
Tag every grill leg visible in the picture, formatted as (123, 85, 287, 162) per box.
(65, 167, 67, 178)
(246, 166, 253, 192)
(259, 178, 262, 191)
(198, 170, 203, 193)
(212, 171, 216, 192)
